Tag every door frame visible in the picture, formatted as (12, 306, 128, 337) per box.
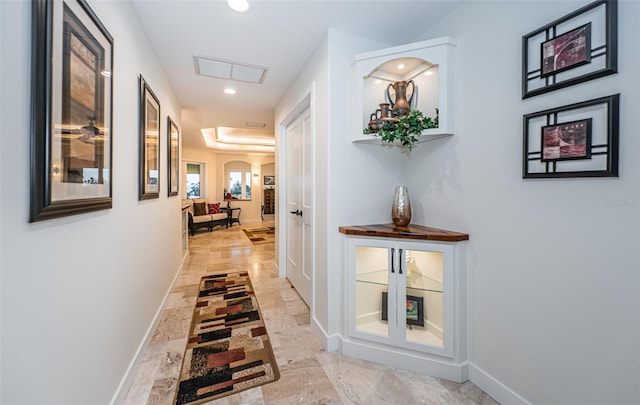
(277, 87, 314, 305)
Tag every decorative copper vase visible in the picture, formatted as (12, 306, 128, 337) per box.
(387, 80, 415, 117)
(368, 103, 397, 131)
(391, 186, 411, 227)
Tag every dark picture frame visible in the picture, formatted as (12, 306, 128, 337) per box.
(523, 94, 619, 178)
(139, 76, 161, 200)
(541, 23, 591, 77)
(381, 292, 425, 327)
(541, 119, 592, 162)
(167, 116, 179, 197)
(30, 0, 114, 222)
(264, 175, 275, 186)
(522, 0, 617, 99)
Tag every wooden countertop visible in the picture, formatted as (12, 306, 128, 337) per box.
(339, 223, 469, 242)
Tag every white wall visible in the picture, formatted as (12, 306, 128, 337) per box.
(275, 29, 414, 344)
(410, 1, 640, 403)
(275, 34, 329, 333)
(0, 1, 183, 403)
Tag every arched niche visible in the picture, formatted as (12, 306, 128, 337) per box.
(352, 37, 456, 142)
(223, 160, 252, 201)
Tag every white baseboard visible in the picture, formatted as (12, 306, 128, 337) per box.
(109, 263, 183, 404)
(310, 316, 340, 351)
(341, 337, 469, 383)
(468, 363, 530, 405)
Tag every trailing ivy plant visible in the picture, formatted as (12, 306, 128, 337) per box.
(364, 109, 438, 151)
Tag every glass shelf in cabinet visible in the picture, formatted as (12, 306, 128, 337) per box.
(356, 269, 443, 293)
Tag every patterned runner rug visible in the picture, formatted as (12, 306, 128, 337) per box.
(174, 272, 280, 405)
(242, 226, 276, 245)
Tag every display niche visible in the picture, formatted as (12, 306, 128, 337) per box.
(352, 37, 456, 144)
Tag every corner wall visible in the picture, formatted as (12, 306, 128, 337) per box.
(411, 1, 640, 403)
(275, 29, 410, 345)
(0, 1, 183, 403)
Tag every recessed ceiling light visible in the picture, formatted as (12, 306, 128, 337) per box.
(424, 71, 434, 76)
(227, 0, 250, 13)
(224, 88, 236, 95)
(397, 63, 405, 70)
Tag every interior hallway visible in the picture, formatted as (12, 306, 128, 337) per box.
(123, 221, 498, 404)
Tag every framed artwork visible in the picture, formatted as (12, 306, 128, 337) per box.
(541, 119, 592, 162)
(139, 75, 160, 200)
(541, 23, 591, 77)
(522, 0, 617, 99)
(30, 0, 113, 222)
(167, 116, 179, 197)
(523, 94, 619, 178)
(381, 292, 425, 327)
(264, 175, 275, 186)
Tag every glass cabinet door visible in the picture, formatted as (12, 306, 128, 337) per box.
(354, 245, 392, 338)
(401, 249, 444, 348)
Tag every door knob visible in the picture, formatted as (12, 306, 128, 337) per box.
(289, 209, 302, 217)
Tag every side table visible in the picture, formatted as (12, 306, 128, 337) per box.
(228, 207, 241, 227)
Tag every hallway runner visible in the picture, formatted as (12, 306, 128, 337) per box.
(174, 272, 280, 405)
(242, 226, 276, 245)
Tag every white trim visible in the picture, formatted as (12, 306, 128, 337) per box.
(311, 315, 340, 351)
(277, 88, 313, 280)
(468, 363, 531, 405)
(276, 84, 315, 313)
(109, 264, 183, 404)
(341, 337, 469, 383)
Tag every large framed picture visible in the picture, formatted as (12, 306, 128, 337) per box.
(30, 0, 113, 222)
(522, 0, 617, 99)
(523, 94, 619, 178)
(381, 292, 425, 327)
(167, 116, 179, 197)
(139, 76, 160, 200)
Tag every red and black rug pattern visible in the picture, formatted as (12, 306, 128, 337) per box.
(174, 272, 280, 405)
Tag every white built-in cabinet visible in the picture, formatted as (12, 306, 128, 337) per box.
(339, 224, 469, 382)
(351, 36, 456, 144)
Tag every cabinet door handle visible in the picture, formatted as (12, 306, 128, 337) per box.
(399, 249, 403, 274)
(390, 248, 395, 273)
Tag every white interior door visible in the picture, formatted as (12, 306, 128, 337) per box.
(285, 107, 312, 305)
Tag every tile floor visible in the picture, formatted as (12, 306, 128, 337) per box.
(123, 220, 499, 405)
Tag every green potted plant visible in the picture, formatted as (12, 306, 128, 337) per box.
(364, 109, 438, 151)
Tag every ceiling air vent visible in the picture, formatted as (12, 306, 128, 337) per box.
(194, 56, 267, 84)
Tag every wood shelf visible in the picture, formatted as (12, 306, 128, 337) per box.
(339, 223, 468, 242)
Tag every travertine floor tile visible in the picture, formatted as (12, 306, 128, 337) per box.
(261, 357, 342, 405)
(122, 219, 498, 405)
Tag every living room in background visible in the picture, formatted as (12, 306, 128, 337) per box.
(186, 162, 204, 199)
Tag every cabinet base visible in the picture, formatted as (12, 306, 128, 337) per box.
(340, 337, 469, 383)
